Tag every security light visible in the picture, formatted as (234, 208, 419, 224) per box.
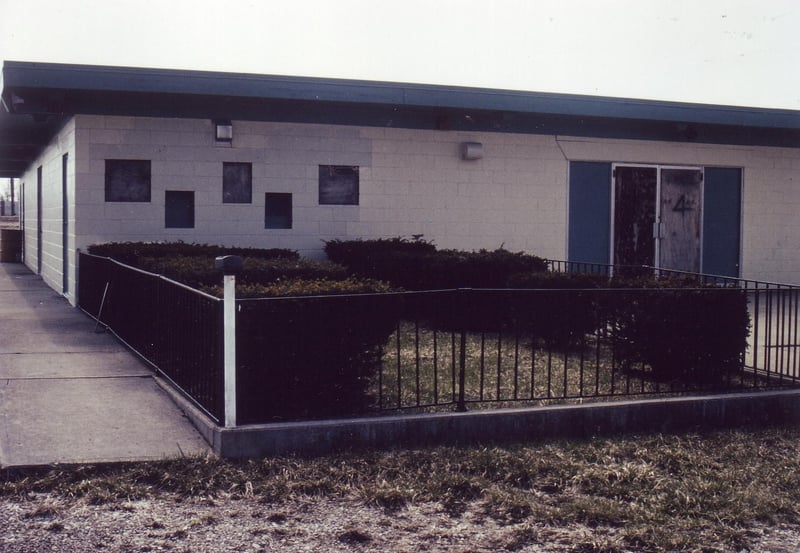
(215, 120, 233, 142)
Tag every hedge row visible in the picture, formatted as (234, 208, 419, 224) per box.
(135, 256, 350, 289)
(87, 241, 299, 266)
(201, 277, 396, 299)
(324, 237, 548, 289)
(86, 241, 374, 294)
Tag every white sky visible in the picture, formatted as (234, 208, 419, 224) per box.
(0, 0, 798, 111)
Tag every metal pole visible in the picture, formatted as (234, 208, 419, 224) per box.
(223, 273, 237, 428)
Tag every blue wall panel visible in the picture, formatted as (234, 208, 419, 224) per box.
(702, 167, 742, 277)
(568, 162, 612, 265)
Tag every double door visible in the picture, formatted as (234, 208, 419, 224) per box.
(613, 165, 703, 272)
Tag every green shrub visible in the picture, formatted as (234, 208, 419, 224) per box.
(507, 271, 608, 290)
(324, 236, 436, 265)
(87, 241, 298, 267)
(236, 292, 401, 422)
(607, 281, 751, 384)
(201, 277, 397, 298)
(324, 237, 548, 290)
(413, 272, 607, 346)
(133, 256, 349, 289)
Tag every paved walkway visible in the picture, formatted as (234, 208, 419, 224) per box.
(0, 263, 210, 468)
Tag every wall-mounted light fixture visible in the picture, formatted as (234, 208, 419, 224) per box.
(215, 120, 233, 142)
(460, 141, 483, 160)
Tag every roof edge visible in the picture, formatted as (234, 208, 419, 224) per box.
(3, 60, 799, 130)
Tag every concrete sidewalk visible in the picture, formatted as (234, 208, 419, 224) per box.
(0, 263, 210, 468)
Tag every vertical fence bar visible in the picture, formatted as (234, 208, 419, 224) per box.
(396, 321, 402, 408)
(496, 332, 503, 400)
(479, 333, 486, 401)
(433, 329, 439, 404)
(451, 331, 457, 403)
(457, 329, 467, 412)
(415, 321, 421, 405)
(793, 289, 800, 379)
(530, 336, 537, 399)
(513, 336, 520, 400)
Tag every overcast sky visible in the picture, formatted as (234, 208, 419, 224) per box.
(0, 0, 798, 112)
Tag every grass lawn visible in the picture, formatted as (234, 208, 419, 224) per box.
(3, 427, 800, 552)
(374, 322, 766, 413)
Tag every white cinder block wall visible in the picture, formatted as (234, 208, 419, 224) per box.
(19, 114, 800, 304)
(20, 119, 76, 301)
(73, 115, 569, 260)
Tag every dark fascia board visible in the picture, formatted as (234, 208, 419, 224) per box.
(3, 60, 800, 130)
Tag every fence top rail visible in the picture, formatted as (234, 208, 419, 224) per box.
(236, 288, 464, 303)
(235, 286, 750, 305)
(79, 250, 223, 302)
(547, 259, 800, 290)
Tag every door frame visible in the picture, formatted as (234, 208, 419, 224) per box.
(610, 163, 705, 272)
(36, 165, 42, 275)
(62, 153, 69, 295)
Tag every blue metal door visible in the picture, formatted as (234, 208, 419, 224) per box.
(702, 167, 742, 277)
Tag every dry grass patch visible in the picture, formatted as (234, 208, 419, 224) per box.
(3, 427, 800, 551)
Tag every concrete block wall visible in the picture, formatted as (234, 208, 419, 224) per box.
(72, 115, 569, 262)
(19, 119, 75, 302)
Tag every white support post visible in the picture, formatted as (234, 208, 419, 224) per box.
(223, 273, 237, 428)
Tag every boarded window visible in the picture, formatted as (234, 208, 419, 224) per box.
(265, 193, 292, 229)
(165, 191, 195, 228)
(319, 165, 359, 205)
(223, 162, 252, 203)
(105, 160, 151, 202)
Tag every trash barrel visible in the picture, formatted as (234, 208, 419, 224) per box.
(0, 229, 22, 262)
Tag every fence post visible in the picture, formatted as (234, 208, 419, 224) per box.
(216, 256, 243, 428)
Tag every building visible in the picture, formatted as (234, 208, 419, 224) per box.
(1, 60, 799, 305)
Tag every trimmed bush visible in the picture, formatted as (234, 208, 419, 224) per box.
(325, 237, 548, 290)
(87, 241, 298, 266)
(201, 277, 396, 298)
(606, 280, 751, 384)
(107, 255, 347, 289)
(236, 292, 401, 422)
(324, 236, 436, 265)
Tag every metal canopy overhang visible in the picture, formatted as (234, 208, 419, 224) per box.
(2, 60, 799, 178)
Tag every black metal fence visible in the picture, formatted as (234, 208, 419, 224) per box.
(78, 252, 800, 426)
(547, 260, 800, 381)
(78, 252, 225, 423)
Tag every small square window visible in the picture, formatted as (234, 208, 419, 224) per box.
(223, 162, 252, 203)
(105, 160, 151, 202)
(265, 193, 292, 229)
(165, 191, 195, 228)
(319, 165, 359, 205)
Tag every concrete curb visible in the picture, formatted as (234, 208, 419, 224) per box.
(157, 379, 800, 458)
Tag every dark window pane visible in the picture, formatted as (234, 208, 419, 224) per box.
(319, 165, 359, 205)
(105, 160, 151, 202)
(223, 162, 252, 203)
(265, 193, 292, 229)
(165, 191, 195, 228)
